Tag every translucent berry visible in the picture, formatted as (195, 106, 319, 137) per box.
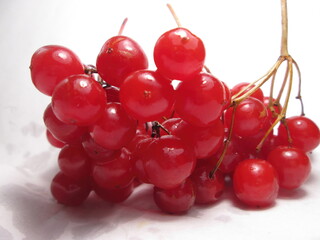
(51, 74, 106, 126)
(96, 36, 148, 87)
(154, 27, 205, 81)
(30, 45, 84, 96)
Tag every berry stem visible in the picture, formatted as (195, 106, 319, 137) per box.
(232, 58, 283, 104)
(166, 4, 182, 27)
(84, 64, 98, 74)
(292, 60, 305, 116)
(118, 18, 128, 35)
(151, 121, 170, 138)
(223, 0, 303, 153)
(280, 0, 289, 57)
(275, 59, 290, 103)
(256, 57, 294, 151)
(210, 103, 238, 178)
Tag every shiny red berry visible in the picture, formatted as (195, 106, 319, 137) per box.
(153, 178, 195, 214)
(43, 103, 87, 143)
(143, 135, 196, 189)
(96, 36, 148, 87)
(191, 165, 225, 204)
(58, 144, 91, 181)
(51, 74, 106, 126)
(50, 172, 91, 206)
(89, 102, 137, 150)
(154, 28, 205, 81)
(225, 97, 268, 137)
(46, 130, 65, 148)
(230, 82, 264, 102)
(233, 159, 279, 207)
(175, 72, 225, 127)
(91, 148, 134, 190)
(120, 70, 175, 122)
(277, 116, 320, 152)
(267, 146, 311, 189)
(30, 45, 84, 96)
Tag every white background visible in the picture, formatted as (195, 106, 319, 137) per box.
(0, 0, 319, 239)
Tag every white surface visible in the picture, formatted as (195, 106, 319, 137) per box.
(1, 0, 320, 239)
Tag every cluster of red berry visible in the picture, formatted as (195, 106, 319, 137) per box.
(29, 22, 319, 214)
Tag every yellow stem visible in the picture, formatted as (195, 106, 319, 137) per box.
(281, 0, 289, 56)
(166, 4, 182, 27)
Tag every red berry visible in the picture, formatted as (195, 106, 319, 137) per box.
(233, 159, 279, 207)
(153, 178, 195, 214)
(225, 97, 268, 137)
(263, 97, 282, 118)
(43, 103, 87, 143)
(211, 140, 244, 174)
(232, 127, 275, 158)
(175, 72, 225, 127)
(46, 130, 65, 148)
(164, 118, 224, 159)
(51, 74, 106, 126)
(89, 102, 137, 150)
(93, 180, 134, 203)
(221, 81, 231, 109)
(191, 165, 225, 204)
(105, 86, 120, 103)
(231, 82, 264, 102)
(58, 144, 91, 181)
(91, 148, 134, 190)
(30, 45, 84, 96)
(143, 135, 196, 189)
(267, 146, 311, 189)
(96, 36, 148, 87)
(81, 134, 115, 164)
(277, 116, 320, 152)
(131, 137, 153, 183)
(50, 172, 91, 206)
(120, 70, 175, 122)
(154, 28, 205, 81)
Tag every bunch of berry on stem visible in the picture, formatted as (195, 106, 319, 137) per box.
(29, 1, 319, 214)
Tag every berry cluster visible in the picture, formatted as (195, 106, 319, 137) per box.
(30, 17, 319, 214)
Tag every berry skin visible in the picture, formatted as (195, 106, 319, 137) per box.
(131, 137, 153, 184)
(143, 135, 196, 189)
(277, 116, 320, 152)
(91, 148, 134, 190)
(230, 82, 264, 102)
(43, 103, 87, 144)
(51, 74, 106, 126)
(89, 102, 137, 150)
(191, 165, 225, 204)
(105, 86, 120, 103)
(96, 36, 148, 87)
(153, 178, 195, 214)
(211, 139, 244, 174)
(267, 146, 311, 189)
(46, 130, 65, 148)
(154, 27, 205, 81)
(93, 180, 134, 203)
(30, 45, 84, 96)
(81, 134, 115, 164)
(224, 97, 268, 137)
(120, 70, 175, 122)
(221, 81, 231, 110)
(175, 72, 225, 127)
(233, 159, 279, 207)
(164, 118, 224, 159)
(50, 172, 91, 206)
(58, 144, 91, 181)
